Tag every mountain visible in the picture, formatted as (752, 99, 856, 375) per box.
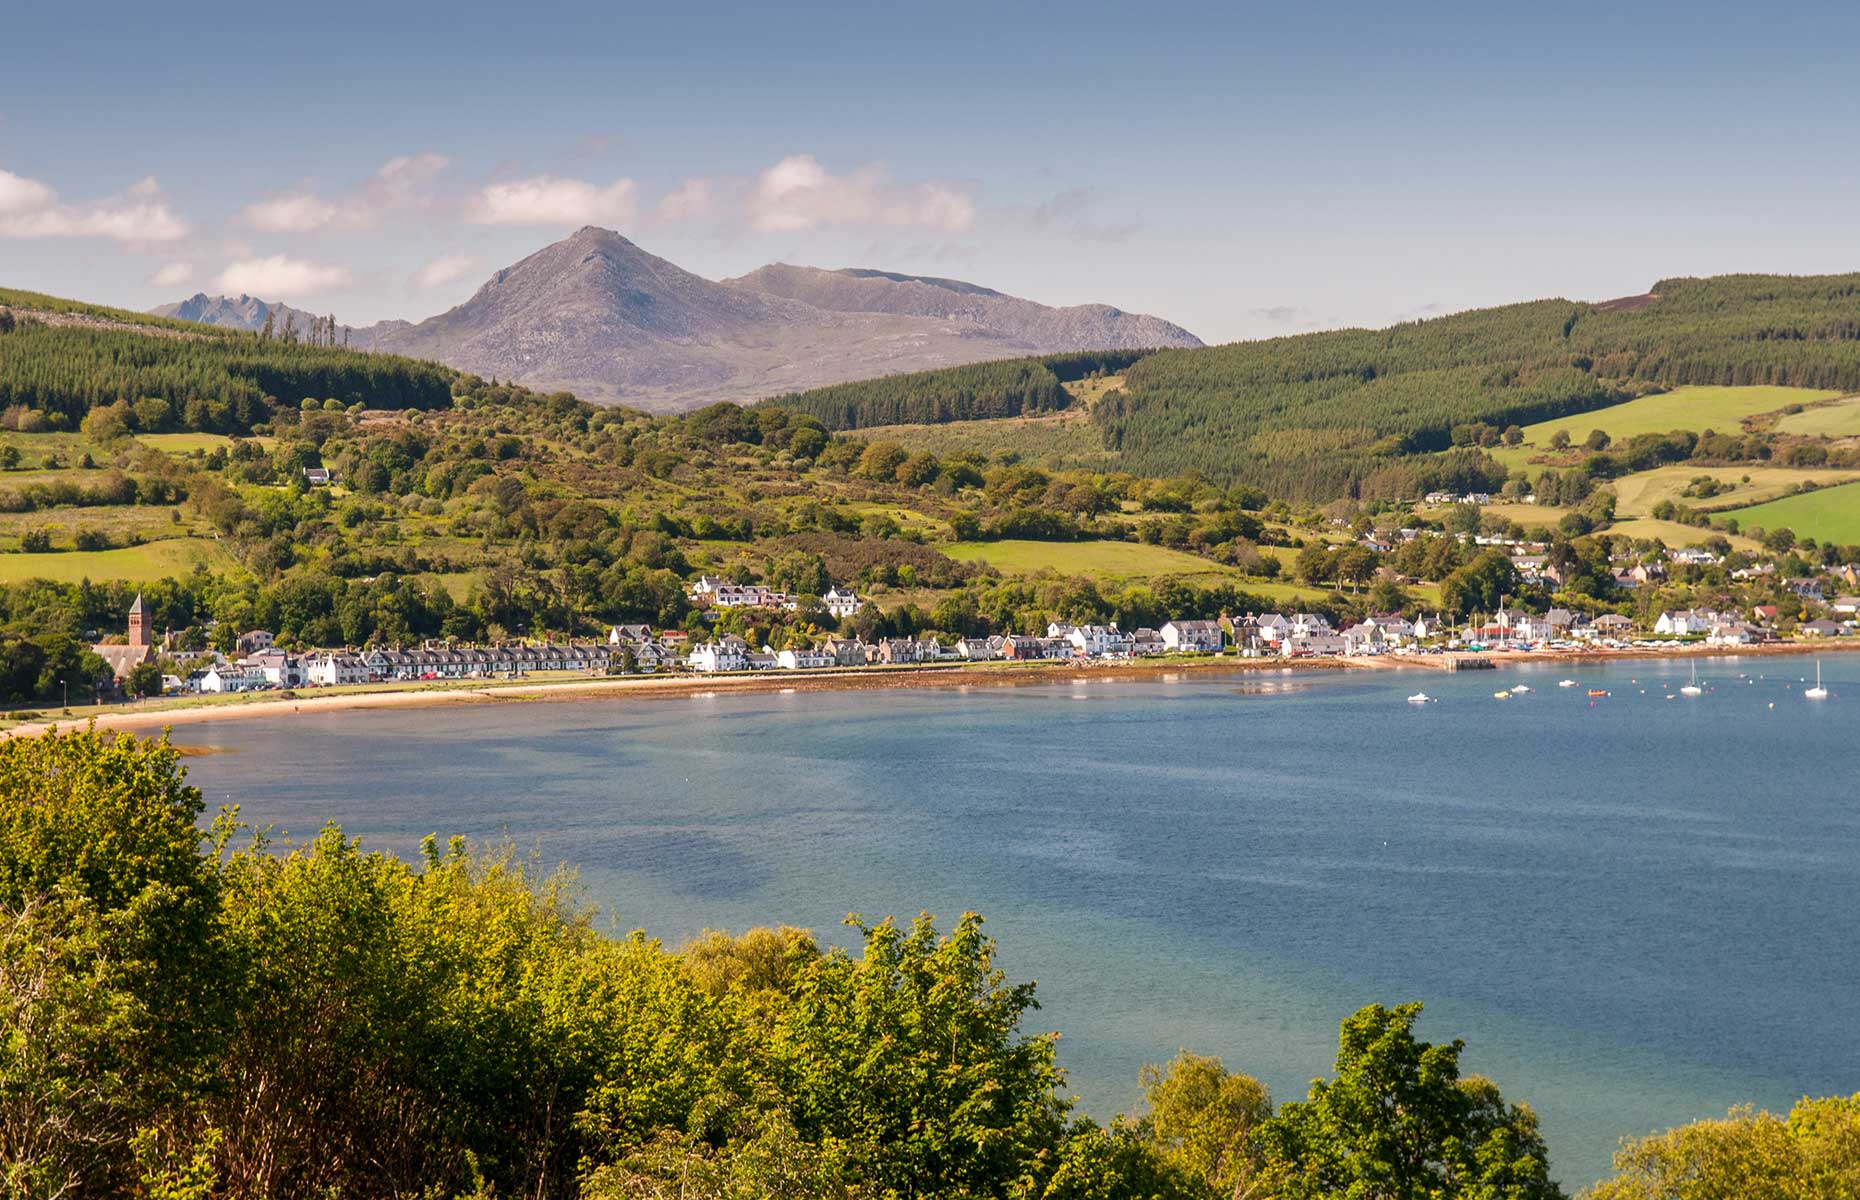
(149, 293, 410, 346)
(725, 263, 1200, 355)
(152, 293, 328, 335)
(156, 229, 1201, 411)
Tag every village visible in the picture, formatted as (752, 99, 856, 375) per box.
(77, 541, 1860, 702)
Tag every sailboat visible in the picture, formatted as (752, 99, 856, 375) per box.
(1680, 661, 1703, 697)
(1805, 661, 1829, 700)
(1407, 691, 1436, 704)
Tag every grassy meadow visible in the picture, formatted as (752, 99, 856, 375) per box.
(1605, 517, 1762, 552)
(1519, 385, 1840, 447)
(943, 538, 1356, 606)
(1774, 394, 1860, 438)
(0, 536, 236, 584)
(1722, 480, 1860, 544)
(1609, 465, 1860, 519)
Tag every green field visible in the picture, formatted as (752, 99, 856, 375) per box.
(1774, 394, 1860, 438)
(943, 538, 1344, 604)
(1521, 385, 1840, 447)
(1610, 465, 1860, 519)
(1722, 480, 1860, 544)
(946, 538, 1236, 579)
(1606, 517, 1762, 552)
(0, 537, 236, 584)
(0, 503, 202, 548)
(137, 431, 245, 453)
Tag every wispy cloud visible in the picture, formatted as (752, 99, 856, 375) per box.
(148, 261, 195, 288)
(410, 251, 477, 290)
(997, 187, 1139, 242)
(1250, 305, 1303, 323)
(0, 171, 189, 242)
(238, 153, 449, 233)
(654, 177, 721, 224)
(464, 175, 639, 227)
(747, 155, 973, 234)
(0, 169, 56, 215)
(213, 254, 352, 297)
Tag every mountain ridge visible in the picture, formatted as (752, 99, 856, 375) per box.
(155, 228, 1201, 410)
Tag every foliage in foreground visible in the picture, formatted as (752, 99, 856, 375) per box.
(2, 727, 1844, 1198)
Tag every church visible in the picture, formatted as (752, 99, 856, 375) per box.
(93, 594, 157, 681)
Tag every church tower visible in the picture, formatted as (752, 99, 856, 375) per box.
(128, 593, 148, 648)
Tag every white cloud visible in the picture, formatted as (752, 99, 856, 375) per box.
(241, 191, 342, 233)
(464, 175, 639, 226)
(238, 152, 449, 232)
(0, 169, 55, 214)
(149, 261, 195, 288)
(213, 254, 353, 297)
(654, 177, 718, 224)
(748, 155, 973, 234)
(410, 251, 476, 290)
(0, 170, 189, 242)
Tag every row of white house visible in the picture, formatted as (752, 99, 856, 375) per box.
(685, 619, 1232, 672)
(688, 577, 865, 619)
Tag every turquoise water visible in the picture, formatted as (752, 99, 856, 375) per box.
(179, 655, 1860, 1188)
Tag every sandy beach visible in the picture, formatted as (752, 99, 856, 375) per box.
(7, 639, 1854, 740)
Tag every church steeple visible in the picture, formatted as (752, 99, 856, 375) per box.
(128, 593, 148, 648)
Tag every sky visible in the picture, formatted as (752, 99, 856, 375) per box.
(4, 0, 1859, 345)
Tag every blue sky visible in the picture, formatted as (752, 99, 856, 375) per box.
(4, 1, 1858, 343)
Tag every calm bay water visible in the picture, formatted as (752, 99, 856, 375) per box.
(180, 655, 1860, 1187)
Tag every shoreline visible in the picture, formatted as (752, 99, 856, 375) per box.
(7, 639, 1855, 739)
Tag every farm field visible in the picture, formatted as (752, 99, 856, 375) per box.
(137, 432, 251, 453)
(1606, 518, 1761, 553)
(0, 504, 202, 547)
(1519, 385, 1840, 447)
(1774, 394, 1860, 438)
(1610, 466, 1860, 519)
(946, 538, 1244, 580)
(1721, 480, 1860, 545)
(0, 536, 236, 584)
(942, 538, 1342, 604)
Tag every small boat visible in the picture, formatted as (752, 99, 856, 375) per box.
(1558, 679, 1577, 688)
(1680, 662, 1702, 697)
(1511, 684, 1532, 694)
(1588, 689, 1610, 697)
(1805, 661, 1829, 700)
(1494, 690, 1511, 700)
(1407, 692, 1436, 704)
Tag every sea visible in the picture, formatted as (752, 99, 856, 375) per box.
(178, 654, 1860, 1188)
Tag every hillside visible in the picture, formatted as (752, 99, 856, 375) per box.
(775, 273, 1860, 499)
(0, 287, 453, 431)
(762, 349, 1150, 427)
(158, 228, 1201, 412)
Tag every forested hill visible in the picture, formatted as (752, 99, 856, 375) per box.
(1100, 273, 1860, 493)
(761, 349, 1154, 428)
(769, 272, 1860, 497)
(0, 286, 456, 432)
